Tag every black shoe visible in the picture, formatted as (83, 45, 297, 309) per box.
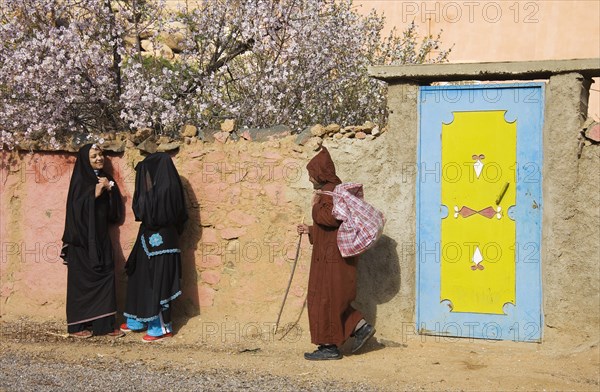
(304, 345, 343, 361)
(351, 323, 375, 353)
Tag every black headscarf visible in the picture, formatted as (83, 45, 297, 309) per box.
(61, 144, 123, 268)
(132, 152, 188, 234)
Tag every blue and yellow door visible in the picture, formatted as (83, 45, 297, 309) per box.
(417, 83, 544, 341)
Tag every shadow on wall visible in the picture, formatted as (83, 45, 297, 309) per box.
(111, 224, 129, 320)
(354, 235, 400, 328)
(105, 154, 130, 319)
(174, 175, 202, 328)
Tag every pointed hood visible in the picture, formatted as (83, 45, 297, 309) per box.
(132, 152, 188, 233)
(306, 147, 342, 186)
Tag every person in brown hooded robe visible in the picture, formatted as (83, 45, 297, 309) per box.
(297, 147, 375, 360)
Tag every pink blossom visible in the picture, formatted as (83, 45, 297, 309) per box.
(0, 0, 450, 149)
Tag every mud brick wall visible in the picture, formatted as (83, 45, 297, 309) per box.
(2, 61, 599, 346)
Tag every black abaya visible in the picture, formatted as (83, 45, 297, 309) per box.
(62, 144, 123, 334)
(124, 152, 188, 324)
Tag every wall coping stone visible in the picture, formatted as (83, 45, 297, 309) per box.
(369, 58, 600, 83)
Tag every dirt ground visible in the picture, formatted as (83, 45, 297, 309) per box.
(1, 317, 598, 391)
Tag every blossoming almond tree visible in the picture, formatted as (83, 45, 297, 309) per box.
(0, 0, 163, 149)
(0, 0, 122, 148)
(0, 0, 451, 149)
(122, 0, 451, 133)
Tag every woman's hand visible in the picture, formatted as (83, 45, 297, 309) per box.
(297, 224, 309, 235)
(98, 177, 111, 189)
(95, 177, 111, 197)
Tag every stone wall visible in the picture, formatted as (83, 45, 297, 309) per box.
(369, 60, 599, 347)
(541, 73, 600, 346)
(1, 61, 599, 347)
(0, 132, 413, 344)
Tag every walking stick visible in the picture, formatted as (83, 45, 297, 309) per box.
(274, 217, 304, 335)
(278, 298, 306, 341)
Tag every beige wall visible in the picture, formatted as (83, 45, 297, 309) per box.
(2, 64, 598, 345)
(164, 1, 599, 119)
(0, 135, 413, 343)
(356, 1, 599, 61)
(355, 0, 600, 119)
(165, 1, 599, 118)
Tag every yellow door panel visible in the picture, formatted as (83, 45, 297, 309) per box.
(440, 111, 516, 314)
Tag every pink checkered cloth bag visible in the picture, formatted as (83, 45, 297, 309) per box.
(318, 183, 385, 257)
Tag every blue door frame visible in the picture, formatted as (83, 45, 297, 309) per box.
(416, 83, 544, 342)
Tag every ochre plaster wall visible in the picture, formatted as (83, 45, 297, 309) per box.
(1, 74, 598, 347)
(541, 73, 600, 346)
(0, 141, 303, 319)
(0, 135, 414, 344)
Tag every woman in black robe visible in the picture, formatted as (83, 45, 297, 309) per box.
(122, 152, 188, 342)
(62, 143, 124, 338)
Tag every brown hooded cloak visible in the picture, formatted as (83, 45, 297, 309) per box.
(305, 147, 363, 346)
